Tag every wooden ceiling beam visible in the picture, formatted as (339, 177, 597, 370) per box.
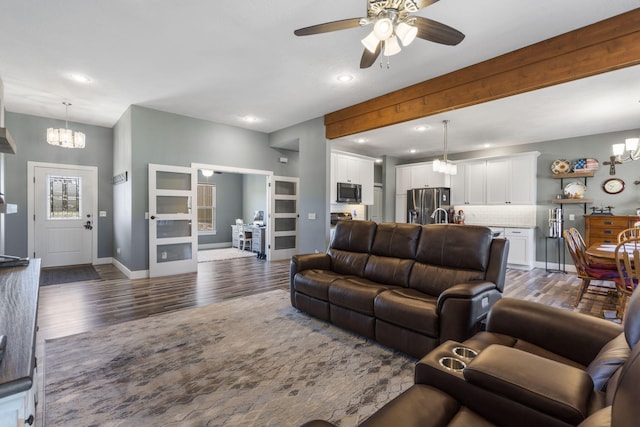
(325, 8, 640, 139)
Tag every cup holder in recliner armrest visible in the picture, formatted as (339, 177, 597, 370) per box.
(453, 346, 478, 359)
(439, 356, 467, 372)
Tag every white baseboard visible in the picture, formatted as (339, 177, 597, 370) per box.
(534, 260, 576, 273)
(198, 242, 233, 250)
(112, 258, 149, 279)
(93, 257, 113, 265)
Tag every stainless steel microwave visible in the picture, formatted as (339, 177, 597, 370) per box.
(336, 182, 362, 203)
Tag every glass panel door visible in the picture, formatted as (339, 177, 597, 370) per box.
(149, 164, 197, 277)
(268, 176, 299, 260)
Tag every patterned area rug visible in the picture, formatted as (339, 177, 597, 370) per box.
(39, 265, 101, 286)
(44, 290, 415, 426)
(198, 248, 257, 262)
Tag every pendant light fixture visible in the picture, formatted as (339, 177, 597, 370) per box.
(432, 120, 457, 175)
(46, 102, 86, 148)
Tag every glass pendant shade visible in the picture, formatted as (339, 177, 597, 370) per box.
(613, 143, 626, 156)
(625, 137, 639, 151)
(396, 22, 417, 46)
(361, 30, 380, 53)
(383, 35, 402, 56)
(373, 18, 393, 40)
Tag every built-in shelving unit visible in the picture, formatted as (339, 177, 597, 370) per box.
(550, 170, 594, 213)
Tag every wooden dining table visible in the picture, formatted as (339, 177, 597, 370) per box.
(586, 243, 639, 260)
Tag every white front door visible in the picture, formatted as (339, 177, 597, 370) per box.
(268, 176, 299, 261)
(148, 164, 198, 278)
(31, 164, 97, 267)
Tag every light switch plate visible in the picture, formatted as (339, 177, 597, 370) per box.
(308, 213, 316, 220)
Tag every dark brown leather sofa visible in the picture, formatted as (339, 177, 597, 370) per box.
(290, 221, 509, 358)
(301, 288, 640, 427)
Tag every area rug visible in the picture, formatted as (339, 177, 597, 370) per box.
(198, 247, 257, 262)
(39, 265, 101, 286)
(44, 290, 415, 426)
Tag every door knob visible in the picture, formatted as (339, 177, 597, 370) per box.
(84, 220, 93, 230)
(150, 215, 156, 220)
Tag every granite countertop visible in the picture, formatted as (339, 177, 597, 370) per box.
(466, 223, 536, 229)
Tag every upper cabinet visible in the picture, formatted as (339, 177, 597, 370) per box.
(331, 151, 375, 205)
(450, 152, 539, 206)
(395, 162, 450, 196)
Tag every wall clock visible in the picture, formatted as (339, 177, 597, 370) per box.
(602, 178, 625, 194)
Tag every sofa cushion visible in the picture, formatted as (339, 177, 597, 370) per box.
(409, 262, 484, 297)
(415, 225, 492, 271)
(329, 277, 398, 315)
(294, 269, 345, 301)
(364, 255, 415, 287)
(374, 288, 439, 336)
(328, 249, 370, 277)
(370, 222, 421, 259)
(330, 220, 377, 253)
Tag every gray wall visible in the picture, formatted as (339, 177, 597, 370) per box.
(270, 117, 329, 254)
(116, 106, 299, 272)
(197, 170, 243, 247)
(4, 111, 114, 258)
(242, 174, 267, 225)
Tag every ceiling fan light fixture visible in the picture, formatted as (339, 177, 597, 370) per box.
(395, 22, 417, 46)
(361, 30, 380, 53)
(383, 35, 402, 56)
(373, 18, 393, 40)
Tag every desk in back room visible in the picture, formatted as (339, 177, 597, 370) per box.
(231, 224, 266, 258)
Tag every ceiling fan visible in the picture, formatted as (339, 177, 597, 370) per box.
(294, 0, 465, 68)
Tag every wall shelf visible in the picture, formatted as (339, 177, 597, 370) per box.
(550, 170, 594, 213)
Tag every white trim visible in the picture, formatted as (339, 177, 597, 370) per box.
(112, 258, 149, 279)
(27, 161, 99, 265)
(191, 162, 273, 177)
(198, 242, 232, 250)
(93, 257, 113, 265)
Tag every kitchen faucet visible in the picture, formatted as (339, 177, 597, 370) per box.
(430, 208, 449, 224)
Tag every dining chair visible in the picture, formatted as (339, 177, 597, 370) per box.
(235, 219, 253, 251)
(614, 236, 640, 319)
(618, 227, 640, 243)
(563, 228, 618, 307)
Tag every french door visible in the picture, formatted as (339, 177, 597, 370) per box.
(29, 163, 97, 267)
(268, 176, 299, 261)
(148, 164, 197, 278)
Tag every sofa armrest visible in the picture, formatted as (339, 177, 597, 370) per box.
(437, 281, 497, 311)
(290, 253, 331, 280)
(464, 345, 594, 425)
(437, 281, 502, 343)
(486, 298, 623, 366)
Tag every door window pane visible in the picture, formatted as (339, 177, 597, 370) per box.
(47, 175, 82, 220)
(156, 171, 191, 190)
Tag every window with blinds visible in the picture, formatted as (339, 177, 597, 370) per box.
(197, 184, 216, 233)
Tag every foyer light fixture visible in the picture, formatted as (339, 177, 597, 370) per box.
(361, 11, 418, 58)
(46, 102, 85, 148)
(433, 120, 457, 175)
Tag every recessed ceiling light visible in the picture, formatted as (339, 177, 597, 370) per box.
(70, 73, 91, 83)
(410, 149, 417, 154)
(483, 143, 491, 148)
(337, 74, 354, 82)
(242, 116, 259, 123)
(354, 138, 367, 143)
(375, 159, 383, 163)
(413, 125, 430, 132)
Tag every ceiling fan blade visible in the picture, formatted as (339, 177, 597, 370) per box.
(360, 43, 382, 69)
(294, 18, 364, 36)
(413, 16, 465, 45)
(414, 0, 440, 10)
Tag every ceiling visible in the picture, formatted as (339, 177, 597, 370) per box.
(1, 0, 639, 161)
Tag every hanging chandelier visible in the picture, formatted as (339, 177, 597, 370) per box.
(46, 102, 86, 148)
(433, 120, 457, 175)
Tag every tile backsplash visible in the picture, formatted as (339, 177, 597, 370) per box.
(330, 203, 367, 220)
(453, 205, 536, 227)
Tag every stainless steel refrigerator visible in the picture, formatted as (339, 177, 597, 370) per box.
(407, 187, 451, 224)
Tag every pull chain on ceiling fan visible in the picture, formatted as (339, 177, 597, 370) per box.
(293, 0, 465, 69)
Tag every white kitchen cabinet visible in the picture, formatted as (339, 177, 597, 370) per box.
(486, 154, 537, 205)
(331, 151, 375, 205)
(396, 166, 411, 195)
(505, 227, 535, 269)
(395, 194, 407, 223)
(396, 163, 450, 196)
(465, 161, 487, 205)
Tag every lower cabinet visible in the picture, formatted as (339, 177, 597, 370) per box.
(505, 228, 535, 269)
